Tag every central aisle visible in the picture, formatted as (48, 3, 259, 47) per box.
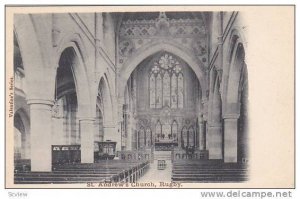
(138, 151, 172, 182)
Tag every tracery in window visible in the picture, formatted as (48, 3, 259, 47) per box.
(178, 73, 184, 108)
(149, 73, 156, 108)
(149, 53, 183, 109)
(171, 74, 177, 108)
(163, 72, 171, 107)
(156, 75, 163, 108)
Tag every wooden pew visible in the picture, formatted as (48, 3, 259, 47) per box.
(171, 159, 248, 183)
(14, 160, 150, 184)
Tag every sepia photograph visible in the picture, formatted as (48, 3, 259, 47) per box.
(5, 5, 295, 189)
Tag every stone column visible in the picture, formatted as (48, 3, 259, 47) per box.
(207, 76, 223, 159)
(224, 115, 239, 162)
(126, 113, 133, 150)
(79, 118, 95, 163)
(207, 125, 222, 159)
(28, 99, 53, 171)
(199, 119, 207, 150)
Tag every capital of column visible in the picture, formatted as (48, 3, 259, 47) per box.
(223, 113, 240, 120)
(27, 99, 54, 107)
(78, 117, 96, 122)
(208, 123, 222, 128)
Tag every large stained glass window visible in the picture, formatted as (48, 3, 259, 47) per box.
(149, 53, 184, 109)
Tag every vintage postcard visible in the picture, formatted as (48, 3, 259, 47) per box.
(5, 5, 295, 188)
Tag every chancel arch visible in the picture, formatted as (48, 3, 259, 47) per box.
(119, 41, 206, 103)
(124, 51, 201, 151)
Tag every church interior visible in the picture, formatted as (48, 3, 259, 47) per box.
(13, 11, 249, 184)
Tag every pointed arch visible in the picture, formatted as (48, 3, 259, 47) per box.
(118, 41, 206, 104)
(57, 46, 92, 118)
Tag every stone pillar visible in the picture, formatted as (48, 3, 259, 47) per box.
(28, 99, 53, 171)
(126, 113, 133, 150)
(207, 76, 223, 159)
(199, 120, 207, 150)
(207, 125, 222, 159)
(80, 118, 95, 163)
(224, 115, 239, 162)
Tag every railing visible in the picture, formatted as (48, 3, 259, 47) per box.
(119, 149, 153, 163)
(171, 149, 209, 161)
